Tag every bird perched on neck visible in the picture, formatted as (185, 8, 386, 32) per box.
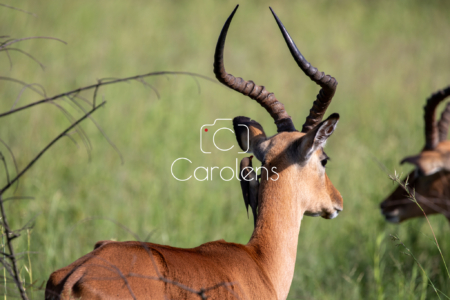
(239, 156, 259, 228)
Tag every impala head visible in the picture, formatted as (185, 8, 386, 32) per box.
(381, 86, 450, 223)
(214, 5, 343, 219)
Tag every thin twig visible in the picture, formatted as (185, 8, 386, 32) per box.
(134, 78, 161, 99)
(0, 4, 37, 17)
(0, 193, 28, 299)
(0, 152, 10, 185)
(63, 133, 79, 148)
(5, 48, 12, 70)
(0, 36, 66, 50)
(0, 71, 216, 118)
(0, 139, 18, 193)
(0, 102, 105, 195)
(12, 83, 47, 110)
(0, 103, 105, 300)
(47, 101, 92, 160)
(0, 48, 45, 70)
(63, 96, 124, 163)
(0, 77, 44, 97)
(1, 196, 34, 203)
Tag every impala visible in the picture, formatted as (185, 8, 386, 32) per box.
(381, 86, 450, 223)
(45, 6, 343, 300)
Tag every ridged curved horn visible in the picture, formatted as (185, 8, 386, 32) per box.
(424, 86, 450, 150)
(214, 5, 296, 133)
(438, 102, 450, 142)
(270, 7, 338, 133)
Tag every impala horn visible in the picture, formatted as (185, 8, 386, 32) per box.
(424, 86, 450, 150)
(437, 89, 450, 142)
(270, 7, 338, 133)
(213, 5, 296, 133)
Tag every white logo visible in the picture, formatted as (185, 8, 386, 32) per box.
(199, 119, 249, 154)
(170, 118, 279, 182)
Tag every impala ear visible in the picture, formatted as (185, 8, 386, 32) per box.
(233, 117, 267, 162)
(401, 152, 444, 176)
(298, 113, 339, 161)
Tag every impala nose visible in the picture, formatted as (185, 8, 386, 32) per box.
(324, 207, 342, 219)
(380, 208, 400, 223)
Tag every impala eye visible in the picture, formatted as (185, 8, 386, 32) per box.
(321, 159, 328, 167)
(415, 168, 425, 177)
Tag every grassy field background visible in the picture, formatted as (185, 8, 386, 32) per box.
(1, 0, 450, 299)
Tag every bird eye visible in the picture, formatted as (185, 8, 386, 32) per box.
(321, 159, 328, 167)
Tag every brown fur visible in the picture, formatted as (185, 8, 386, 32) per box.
(45, 119, 343, 300)
(381, 141, 450, 223)
(46, 241, 275, 300)
(381, 86, 450, 223)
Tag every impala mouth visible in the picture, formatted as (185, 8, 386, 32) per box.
(325, 207, 342, 219)
(304, 212, 321, 217)
(305, 207, 342, 219)
(381, 208, 400, 223)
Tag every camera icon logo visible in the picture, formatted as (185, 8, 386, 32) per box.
(200, 119, 249, 154)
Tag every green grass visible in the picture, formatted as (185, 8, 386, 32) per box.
(1, 0, 450, 298)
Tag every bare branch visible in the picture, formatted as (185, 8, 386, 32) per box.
(0, 76, 45, 97)
(93, 82, 100, 108)
(190, 74, 201, 94)
(0, 71, 216, 118)
(0, 47, 45, 70)
(0, 102, 105, 195)
(0, 36, 66, 50)
(64, 96, 124, 163)
(0, 3, 37, 17)
(0, 256, 17, 281)
(0, 192, 28, 299)
(4, 48, 12, 70)
(1, 196, 34, 203)
(0, 140, 16, 194)
(1, 68, 222, 299)
(0, 103, 106, 299)
(47, 101, 93, 160)
(134, 78, 161, 99)
(128, 272, 241, 299)
(63, 132, 79, 148)
(0, 151, 10, 185)
(12, 82, 47, 110)
(73, 94, 93, 107)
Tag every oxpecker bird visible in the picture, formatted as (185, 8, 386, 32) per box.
(239, 156, 259, 228)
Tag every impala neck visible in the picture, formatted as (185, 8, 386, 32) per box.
(247, 165, 304, 300)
